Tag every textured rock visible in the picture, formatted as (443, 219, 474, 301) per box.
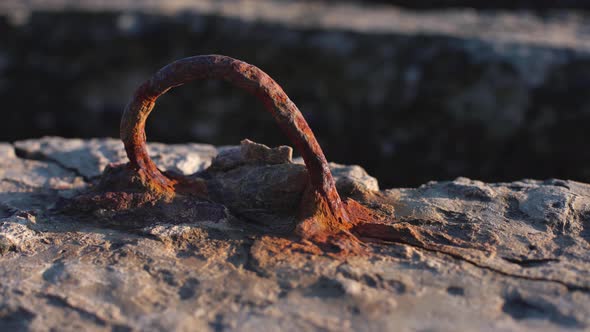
(210, 139, 293, 171)
(329, 162, 380, 194)
(14, 137, 217, 179)
(0, 137, 589, 331)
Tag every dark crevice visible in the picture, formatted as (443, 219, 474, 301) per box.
(446, 286, 465, 296)
(242, 241, 271, 279)
(227, 241, 253, 270)
(209, 313, 227, 332)
(581, 211, 590, 244)
(0, 306, 36, 331)
(0, 178, 32, 187)
(42, 294, 107, 326)
(502, 257, 560, 268)
(178, 277, 200, 300)
(0, 202, 16, 219)
(0, 241, 17, 255)
(303, 276, 346, 298)
(502, 292, 583, 328)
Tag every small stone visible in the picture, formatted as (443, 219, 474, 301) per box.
(240, 139, 293, 165)
(330, 162, 380, 194)
(210, 139, 293, 171)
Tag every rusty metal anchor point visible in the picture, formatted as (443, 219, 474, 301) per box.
(77, 55, 425, 255)
(120, 55, 381, 251)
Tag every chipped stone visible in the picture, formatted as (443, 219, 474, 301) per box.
(210, 139, 293, 171)
(0, 215, 39, 253)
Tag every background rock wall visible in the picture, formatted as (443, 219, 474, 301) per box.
(0, 1, 589, 188)
(321, 0, 590, 10)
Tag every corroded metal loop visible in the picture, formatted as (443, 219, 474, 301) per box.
(120, 55, 347, 222)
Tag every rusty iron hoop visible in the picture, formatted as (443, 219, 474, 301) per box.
(120, 55, 348, 224)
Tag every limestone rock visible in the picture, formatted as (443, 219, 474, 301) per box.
(330, 162, 380, 194)
(294, 157, 380, 195)
(0, 214, 38, 254)
(14, 137, 217, 178)
(0, 137, 589, 331)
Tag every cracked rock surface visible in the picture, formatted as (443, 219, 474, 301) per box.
(1, 137, 590, 331)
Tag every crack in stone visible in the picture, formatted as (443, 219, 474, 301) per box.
(242, 241, 271, 279)
(12, 144, 90, 182)
(41, 294, 108, 327)
(501, 257, 560, 268)
(366, 237, 590, 293)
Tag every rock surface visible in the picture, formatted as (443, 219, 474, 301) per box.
(0, 137, 589, 331)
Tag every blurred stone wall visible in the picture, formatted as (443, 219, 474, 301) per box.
(322, 0, 590, 10)
(0, 4, 589, 188)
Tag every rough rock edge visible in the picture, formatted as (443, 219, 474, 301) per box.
(1, 138, 589, 331)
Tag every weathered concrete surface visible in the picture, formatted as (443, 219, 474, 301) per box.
(0, 137, 589, 331)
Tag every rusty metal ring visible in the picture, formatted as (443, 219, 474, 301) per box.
(120, 55, 347, 223)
